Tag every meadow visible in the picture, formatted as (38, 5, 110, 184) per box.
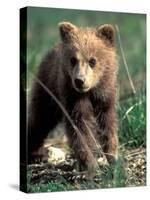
(24, 7, 146, 192)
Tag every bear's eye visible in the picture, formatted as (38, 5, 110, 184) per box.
(70, 57, 78, 67)
(89, 57, 96, 68)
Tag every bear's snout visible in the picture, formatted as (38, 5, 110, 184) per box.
(74, 77, 85, 89)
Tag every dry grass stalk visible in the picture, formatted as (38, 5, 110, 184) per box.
(115, 25, 136, 95)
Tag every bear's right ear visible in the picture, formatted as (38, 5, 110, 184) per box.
(58, 22, 77, 42)
(96, 24, 115, 47)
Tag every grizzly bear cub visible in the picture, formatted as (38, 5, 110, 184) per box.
(28, 22, 118, 172)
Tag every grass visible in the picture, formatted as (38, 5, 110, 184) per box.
(23, 7, 146, 193)
(118, 88, 146, 148)
(27, 182, 74, 193)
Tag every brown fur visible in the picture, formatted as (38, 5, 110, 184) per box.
(28, 22, 118, 171)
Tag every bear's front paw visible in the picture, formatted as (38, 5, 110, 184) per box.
(28, 146, 49, 164)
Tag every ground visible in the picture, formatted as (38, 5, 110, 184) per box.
(27, 137, 146, 193)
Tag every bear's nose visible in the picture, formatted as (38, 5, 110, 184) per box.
(75, 78, 85, 89)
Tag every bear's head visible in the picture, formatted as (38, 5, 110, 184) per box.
(59, 22, 117, 93)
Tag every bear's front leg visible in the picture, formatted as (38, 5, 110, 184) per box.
(65, 97, 99, 173)
(97, 107, 118, 164)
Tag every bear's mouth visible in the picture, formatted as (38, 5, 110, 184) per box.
(74, 86, 90, 93)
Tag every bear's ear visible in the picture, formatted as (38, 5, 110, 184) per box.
(96, 24, 115, 46)
(58, 22, 77, 42)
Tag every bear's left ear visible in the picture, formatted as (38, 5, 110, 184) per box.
(58, 22, 77, 42)
(96, 24, 115, 46)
